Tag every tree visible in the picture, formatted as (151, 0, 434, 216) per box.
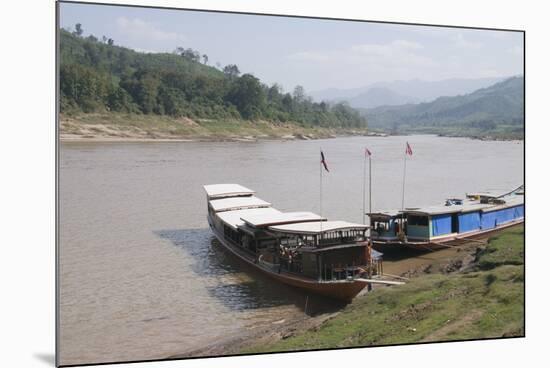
(74, 23, 83, 37)
(268, 84, 282, 98)
(223, 64, 240, 78)
(107, 38, 114, 46)
(226, 74, 266, 119)
(58, 28, 367, 128)
(177, 48, 201, 62)
(102, 35, 107, 43)
(293, 85, 306, 103)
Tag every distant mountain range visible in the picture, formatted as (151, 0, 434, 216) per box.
(361, 76, 524, 139)
(310, 77, 507, 109)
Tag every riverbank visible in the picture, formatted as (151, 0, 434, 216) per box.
(245, 225, 524, 353)
(175, 225, 523, 357)
(60, 113, 372, 142)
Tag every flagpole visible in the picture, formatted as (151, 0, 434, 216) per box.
(369, 154, 372, 220)
(401, 152, 407, 212)
(320, 148, 323, 234)
(362, 152, 366, 225)
(401, 147, 408, 238)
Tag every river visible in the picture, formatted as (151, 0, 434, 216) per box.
(58, 135, 523, 365)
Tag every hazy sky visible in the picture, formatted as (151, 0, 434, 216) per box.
(60, 2, 524, 93)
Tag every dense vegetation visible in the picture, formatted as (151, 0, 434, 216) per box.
(362, 77, 524, 139)
(244, 225, 524, 352)
(60, 27, 366, 129)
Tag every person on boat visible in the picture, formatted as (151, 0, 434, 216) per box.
(288, 252, 293, 272)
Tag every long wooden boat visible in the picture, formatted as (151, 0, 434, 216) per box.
(204, 184, 382, 302)
(368, 188, 524, 251)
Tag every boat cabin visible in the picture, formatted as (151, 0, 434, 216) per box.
(367, 189, 524, 244)
(368, 211, 401, 241)
(204, 184, 382, 282)
(401, 193, 524, 242)
(262, 221, 382, 281)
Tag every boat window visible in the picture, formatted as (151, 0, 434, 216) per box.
(373, 221, 390, 232)
(280, 237, 299, 247)
(408, 215, 428, 226)
(258, 239, 277, 249)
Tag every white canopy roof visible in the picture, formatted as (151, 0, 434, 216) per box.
(403, 194, 524, 216)
(481, 195, 524, 213)
(217, 207, 282, 229)
(268, 220, 368, 235)
(209, 196, 271, 212)
(203, 184, 255, 199)
(367, 210, 402, 219)
(241, 211, 326, 227)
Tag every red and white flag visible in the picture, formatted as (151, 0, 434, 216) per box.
(365, 147, 371, 157)
(405, 142, 413, 156)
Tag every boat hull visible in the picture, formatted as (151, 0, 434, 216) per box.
(207, 215, 368, 302)
(372, 219, 523, 251)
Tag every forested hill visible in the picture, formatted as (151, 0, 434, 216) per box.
(362, 76, 524, 139)
(59, 29, 365, 129)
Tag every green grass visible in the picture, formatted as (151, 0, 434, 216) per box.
(476, 226, 525, 270)
(243, 225, 524, 353)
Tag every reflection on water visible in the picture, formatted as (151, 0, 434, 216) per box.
(59, 136, 522, 365)
(155, 228, 343, 313)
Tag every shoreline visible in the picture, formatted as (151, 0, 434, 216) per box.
(59, 112, 376, 143)
(168, 224, 524, 358)
(168, 241, 488, 358)
(58, 133, 522, 143)
(59, 112, 521, 142)
(58, 134, 373, 143)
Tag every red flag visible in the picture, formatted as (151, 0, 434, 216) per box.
(405, 142, 413, 156)
(320, 151, 329, 172)
(365, 148, 371, 157)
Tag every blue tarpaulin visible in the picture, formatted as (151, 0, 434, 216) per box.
(513, 205, 524, 219)
(481, 211, 498, 230)
(481, 205, 524, 229)
(458, 212, 481, 233)
(496, 207, 515, 224)
(431, 214, 452, 236)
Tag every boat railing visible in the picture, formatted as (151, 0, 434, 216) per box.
(319, 260, 383, 282)
(318, 235, 364, 247)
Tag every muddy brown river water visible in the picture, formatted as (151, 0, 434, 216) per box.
(58, 135, 522, 365)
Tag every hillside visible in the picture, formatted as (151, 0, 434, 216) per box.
(59, 28, 366, 139)
(347, 87, 419, 108)
(362, 76, 524, 139)
(310, 77, 505, 108)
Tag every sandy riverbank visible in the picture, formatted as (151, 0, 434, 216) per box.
(59, 112, 378, 142)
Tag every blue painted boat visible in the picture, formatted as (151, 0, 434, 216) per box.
(368, 188, 524, 251)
